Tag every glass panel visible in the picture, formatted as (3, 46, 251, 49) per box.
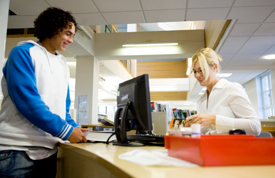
(268, 74, 272, 89)
(270, 90, 273, 105)
(98, 106, 106, 114)
(107, 106, 114, 112)
(261, 75, 269, 92)
(263, 91, 271, 107)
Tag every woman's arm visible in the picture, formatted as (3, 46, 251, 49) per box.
(215, 83, 261, 135)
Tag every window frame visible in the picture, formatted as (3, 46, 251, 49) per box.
(260, 71, 274, 119)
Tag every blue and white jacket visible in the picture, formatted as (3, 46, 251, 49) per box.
(0, 40, 79, 149)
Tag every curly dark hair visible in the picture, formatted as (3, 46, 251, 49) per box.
(34, 7, 78, 41)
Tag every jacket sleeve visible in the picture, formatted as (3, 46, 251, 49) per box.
(3, 45, 74, 140)
(65, 86, 80, 128)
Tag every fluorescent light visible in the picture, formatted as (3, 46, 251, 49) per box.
(263, 54, 275, 60)
(122, 43, 178, 47)
(217, 73, 232, 77)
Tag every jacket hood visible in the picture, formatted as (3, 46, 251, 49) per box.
(17, 40, 42, 49)
(17, 40, 55, 72)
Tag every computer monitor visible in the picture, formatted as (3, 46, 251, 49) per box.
(113, 74, 152, 146)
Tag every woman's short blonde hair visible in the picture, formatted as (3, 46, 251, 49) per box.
(191, 48, 223, 81)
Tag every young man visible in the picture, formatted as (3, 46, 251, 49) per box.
(0, 7, 88, 178)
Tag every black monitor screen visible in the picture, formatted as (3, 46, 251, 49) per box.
(113, 74, 153, 146)
(117, 74, 152, 131)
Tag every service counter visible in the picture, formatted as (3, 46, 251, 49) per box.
(57, 142, 275, 178)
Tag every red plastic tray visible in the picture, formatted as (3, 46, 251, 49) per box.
(165, 135, 275, 166)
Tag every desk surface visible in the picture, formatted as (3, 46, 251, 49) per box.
(57, 142, 275, 178)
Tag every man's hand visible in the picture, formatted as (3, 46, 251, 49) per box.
(68, 128, 89, 143)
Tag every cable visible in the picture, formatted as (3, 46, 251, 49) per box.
(106, 132, 117, 145)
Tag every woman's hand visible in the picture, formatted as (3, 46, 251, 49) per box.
(185, 114, 216, 127)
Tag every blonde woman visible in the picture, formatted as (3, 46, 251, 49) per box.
(185, 48, 261, 136)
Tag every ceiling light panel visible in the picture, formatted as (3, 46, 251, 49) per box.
(122, 43, 178, 47)
(263, 54, 275, 60)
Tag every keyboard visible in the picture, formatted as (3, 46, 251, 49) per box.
(127, 134, 165, 146)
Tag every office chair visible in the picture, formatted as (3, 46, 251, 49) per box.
(256, 131, 273, 138)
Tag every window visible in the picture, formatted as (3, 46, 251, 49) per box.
(98, 106, 107, 114)
(98, 105, 117, 121)
(261, 72, 274, 119)
(98, 105, 116, 115)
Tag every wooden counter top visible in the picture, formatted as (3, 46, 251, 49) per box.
(57, 142, 275, 178)
(262, 126, 275, 137)
(262, 126, 275, 131)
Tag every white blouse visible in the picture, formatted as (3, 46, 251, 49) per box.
(197, 79, 261, 136)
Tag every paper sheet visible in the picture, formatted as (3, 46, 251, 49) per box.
(118, 149, 198, 167)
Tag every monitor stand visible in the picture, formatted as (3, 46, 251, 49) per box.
(113, 101, 144, 147)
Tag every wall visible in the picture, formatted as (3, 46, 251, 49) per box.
(204, 20, 231, 49)
(137, 61, 187, 78)
(138, 60, 188, 101)
(245, 78, 260, 118)
(151, 92, 187, 101)
(5, 36, 38, 57)
(244, 70, 275, 119)
(271, 69, 275, 117)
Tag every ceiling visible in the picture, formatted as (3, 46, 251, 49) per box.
(6, 0, 275, 105)
(7, 0, 275, 85)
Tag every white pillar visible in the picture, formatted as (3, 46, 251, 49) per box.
(0, 0, 9, 102)
(127, 24, 137, 77)
(0, 0, 9, 80)
(75, 56, 99, 125)
(130, 59, 137, 77)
